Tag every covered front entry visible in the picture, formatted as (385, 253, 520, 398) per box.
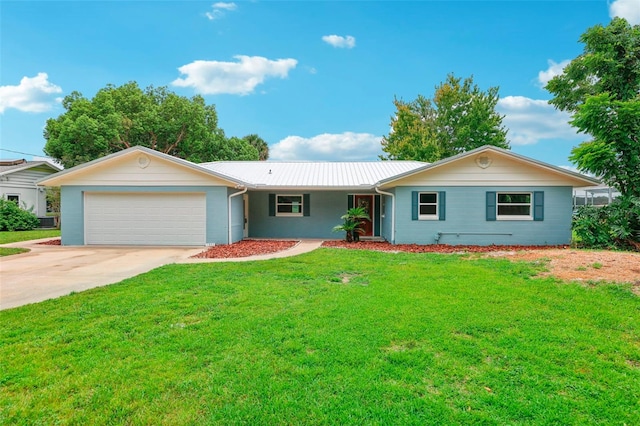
(84, 192, 206, 246)
(349, 194, 381, 238)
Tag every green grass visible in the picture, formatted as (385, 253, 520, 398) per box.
(0, 229, 60, 244)
(1, 249, 639, 425)
(0, 247, 29, 257)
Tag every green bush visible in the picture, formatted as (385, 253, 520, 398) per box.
(572, 196, 640, 251)
(0, 199, 40, 231)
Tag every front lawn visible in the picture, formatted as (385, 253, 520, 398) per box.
(0, 229, 60, 244)
(0, 247, 29, 257)
(1, 249, 638, 424)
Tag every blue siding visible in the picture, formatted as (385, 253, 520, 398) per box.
(394, 186, 574, 245)
(249, 191, 351, 239)
(60, 186, 229, 246)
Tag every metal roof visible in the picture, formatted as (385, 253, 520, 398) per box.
(200, 161, 426, 189)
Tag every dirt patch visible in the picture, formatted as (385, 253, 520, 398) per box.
(191, 240, 298, 259)
(321, 240, 640, 289)
(494, 249, 640, 288)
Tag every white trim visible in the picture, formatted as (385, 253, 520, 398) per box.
(417, 192, 439, 221)
(375, 187, 394, 243)
(275, 194, 303, 217)
(496, 191, 533, 221)
(229, 187, 248, 243)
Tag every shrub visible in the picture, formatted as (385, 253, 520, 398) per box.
(0, 198, 40, 231)
(572, 196, 640, 251)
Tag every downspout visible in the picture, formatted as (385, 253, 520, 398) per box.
(375, 186, 395, 244)
(228, 187, 247, 244)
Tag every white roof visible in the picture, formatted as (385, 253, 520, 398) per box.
(201, 161, 426, 189)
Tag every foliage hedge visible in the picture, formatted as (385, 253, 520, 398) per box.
(0, 199, 40, 231)
(572, 196, 640, 251)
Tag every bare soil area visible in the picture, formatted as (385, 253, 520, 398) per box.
(322, 241, 640, 290)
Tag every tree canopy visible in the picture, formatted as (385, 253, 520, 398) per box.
(381, 74, 510, 162)
(546, 17, 640, 198)
(44, 82, 263, 168)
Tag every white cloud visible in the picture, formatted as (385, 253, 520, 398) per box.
(322, 35, 356, 49)
(0, 73, 62, 114)
(497, 96, 582, 146)
(538, 59, 570, 87)
(270, 132, 383, 161)
(172, 55, 298, 95)
(609, 0, 640, 25)
(205, 2, 237, 20)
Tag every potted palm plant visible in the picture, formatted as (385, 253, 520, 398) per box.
(332, 207, 370, 242)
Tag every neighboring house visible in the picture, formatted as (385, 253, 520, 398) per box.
(38, 145, 600, 246)
(1, 159, 62, 224)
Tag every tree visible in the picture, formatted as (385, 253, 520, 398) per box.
(242, 134, 269, 160)
(332, 207, 370, 243)
(546, 17, 640, 199)
(381, 74, 510, 161)
(44, 82, 259, 168)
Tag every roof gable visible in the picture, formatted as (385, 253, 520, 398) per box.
(38, 147, 245, 187)
(378, 146, 600, 188)
(0, 161, 61, 177)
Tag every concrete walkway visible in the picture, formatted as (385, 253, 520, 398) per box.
(0, 238, 323, 310)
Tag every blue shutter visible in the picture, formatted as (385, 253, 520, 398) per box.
(303, 194, 310, 216)
(439, 191, 446, 221)
(268, 194, 276, 216)
(412, 191, 419, 220)
(533, 191, 544, 221)
(486, 192, 497, 221)
(347, 195, 354, 210)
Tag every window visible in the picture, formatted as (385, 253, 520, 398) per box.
(276, 195, 303, 216)
(7, 195, 19, 204)
(412, 191, 446, 221)
(418, 192, 438, 220)
(497, 192, 532, 219)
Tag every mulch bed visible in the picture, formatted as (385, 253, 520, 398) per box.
(321, 240, 569, 253)
(191, 240, 298, 259)
(37, 239, 61, 245)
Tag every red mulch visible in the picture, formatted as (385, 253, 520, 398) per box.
(321, 240, 569, 253)
(37, 239, 61, 245)
(191, 240, 298, 259)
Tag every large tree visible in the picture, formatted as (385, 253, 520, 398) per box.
(546, 17, 640, 198)
(381, 74, 509, 162)
(44, 82, 259, 168)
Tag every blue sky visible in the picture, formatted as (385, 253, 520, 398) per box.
(1, 0, 639, 168)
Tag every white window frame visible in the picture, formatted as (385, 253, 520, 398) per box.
(6, 194, 20, 204)
(496, 192, 533, 221)
(418, 192, 438, 220)
(276, 194, 303, 217)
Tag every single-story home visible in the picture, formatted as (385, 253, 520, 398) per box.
(37, 145, 599, 246)
(1, 159, 62, 225)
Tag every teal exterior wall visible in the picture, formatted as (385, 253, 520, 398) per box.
(393, 186, 574, 245)
(248, 191, 381, 239)
(59, 186, 229, 245)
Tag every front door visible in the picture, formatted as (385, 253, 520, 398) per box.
(354, 194, 373, 237)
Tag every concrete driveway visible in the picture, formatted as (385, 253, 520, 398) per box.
(0, 239, 203, 310)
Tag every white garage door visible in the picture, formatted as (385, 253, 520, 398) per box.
(84, 192, 206, 246)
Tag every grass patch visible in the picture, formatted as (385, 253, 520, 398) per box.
(0, 229, 60, 244)
(1, 249, 639, 424)
(0, 247, 29, 257)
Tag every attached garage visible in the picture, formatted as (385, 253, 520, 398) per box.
(84, 192, 206, 246)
